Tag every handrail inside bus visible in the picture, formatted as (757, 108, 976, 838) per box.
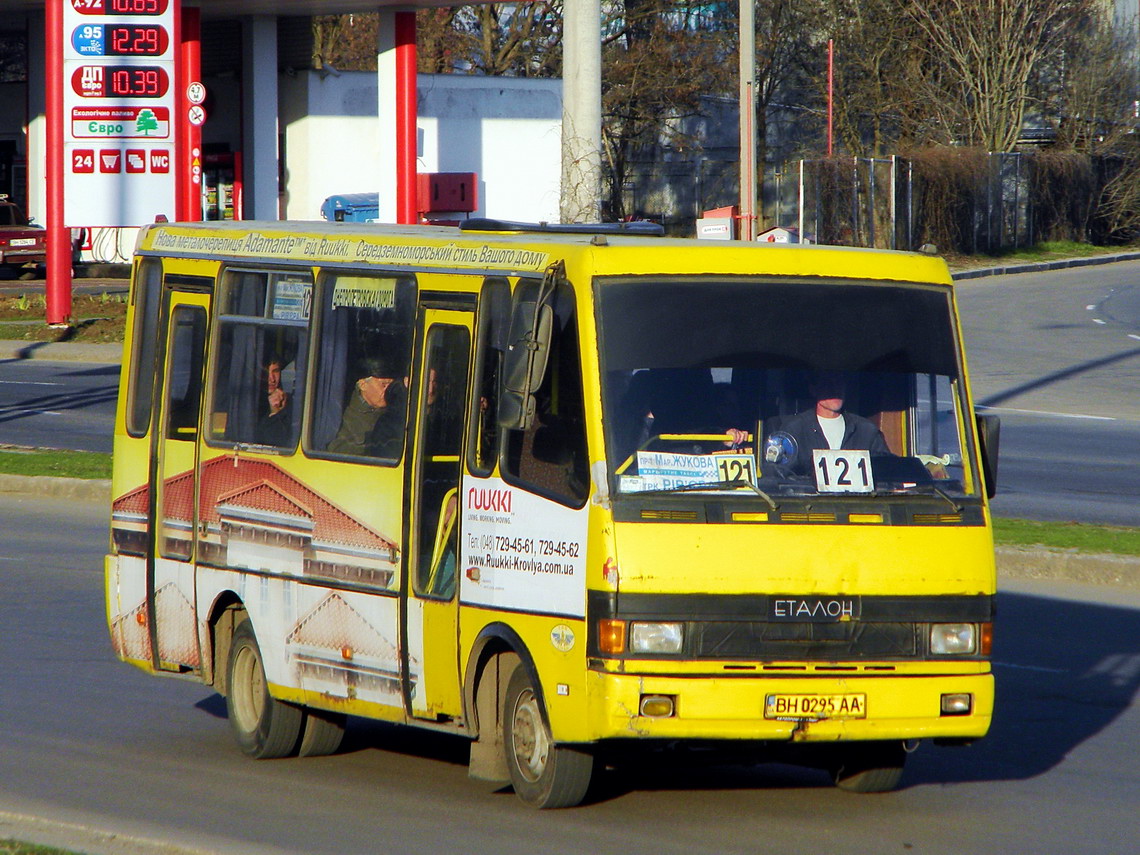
(614, 433, 754, 475)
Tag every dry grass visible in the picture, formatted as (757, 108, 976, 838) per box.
(0, 292, 127, 343)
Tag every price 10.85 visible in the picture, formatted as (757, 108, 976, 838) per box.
(71, 0, 170, 15)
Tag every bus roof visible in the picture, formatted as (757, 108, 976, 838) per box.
(136, 219, 953, 286)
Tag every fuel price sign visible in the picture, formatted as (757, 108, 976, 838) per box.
(71, 0, 170, 15)
(72, 65, 169, 98)
(71, 23, 169, 57)
(63, 0, 176, 227)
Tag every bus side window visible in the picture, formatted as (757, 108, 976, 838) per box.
(165, 306, 207, 440)
(307, 273, 417, 462)
(501, 279, 589, 507)
(207, 269, 310, 450)
(467, 277, 510, 476)
(126, 258, 163, 437)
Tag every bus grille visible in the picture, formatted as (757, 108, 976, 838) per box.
(692, 620, 916, 659)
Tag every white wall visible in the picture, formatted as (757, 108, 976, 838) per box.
(281, 71, 561, 223)
(279, 71, 383, 221)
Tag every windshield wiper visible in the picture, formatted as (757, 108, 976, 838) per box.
(878, 481, 963, 512)
(917, 482, 964, 513)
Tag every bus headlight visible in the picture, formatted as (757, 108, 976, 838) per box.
(930, 623, 976, 655)
(629, 622, 684, 654)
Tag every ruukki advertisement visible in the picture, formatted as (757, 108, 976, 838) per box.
(459, 478, 588, 619)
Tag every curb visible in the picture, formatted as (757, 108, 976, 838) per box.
(0, 809, 216, 855)
(950, 250, 1140, 281)
(0, 474, 112, 502)
(993, 545, 1140, 589)
(2, 475, 1136, 589)
(0, 339, 122, 363)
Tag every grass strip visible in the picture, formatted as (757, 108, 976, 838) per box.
(0, 841, 82, 855)
(0, 447, 112, 480)
(993, 517, 1140, 558)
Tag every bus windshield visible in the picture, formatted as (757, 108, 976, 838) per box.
(596, 276, 980, 500)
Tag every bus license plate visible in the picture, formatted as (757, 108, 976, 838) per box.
(764, 693, 867, 720)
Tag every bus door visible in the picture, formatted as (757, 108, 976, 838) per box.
(146, 286, 209, 672)
(404, 308, 472, 721)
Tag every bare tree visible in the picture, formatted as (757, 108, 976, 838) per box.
(817, 0, 950, 155)
(907, 0, 1087, 151)
(416, 3, 563, 77)
(748, 0, 819, 164)
(312, 14, 380, 71)
(1046, 4, 1138, 153)
(601, 0, 735, 218)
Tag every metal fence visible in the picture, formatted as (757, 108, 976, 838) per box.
(786, 153, 1040, 254)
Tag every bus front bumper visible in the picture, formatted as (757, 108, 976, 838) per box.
(584, 670, 993, 743)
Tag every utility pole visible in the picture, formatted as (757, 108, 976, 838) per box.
(561, 0, 602, 223)
(738, 0, 756, 241)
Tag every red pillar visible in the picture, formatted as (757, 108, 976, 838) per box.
(44, 0, 70, 326)
(395, 11, 417, 225)
(178, 6, 202, 222)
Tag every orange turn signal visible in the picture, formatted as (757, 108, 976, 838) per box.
(598, 619, 627, 655)
(980, 623, 993, 657)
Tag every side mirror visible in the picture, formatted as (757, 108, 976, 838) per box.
(497, 301, 553, 431)
(975, 413, 1000, 499)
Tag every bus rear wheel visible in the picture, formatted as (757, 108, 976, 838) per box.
(298, 708, 347, 757)
(830, 741, 907, 793)
(503, 663, 593, 808)
(226, 618, 303, 759)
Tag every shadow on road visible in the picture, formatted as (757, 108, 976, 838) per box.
(0, 369, 118, 425)
(185, 590, 1139, 801)
(977, 346, 1140, 409)
(908, 590, 1140, 788)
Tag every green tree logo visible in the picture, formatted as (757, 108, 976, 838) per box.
(135, 109, 159, 136)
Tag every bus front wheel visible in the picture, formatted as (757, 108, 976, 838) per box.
(830, 741, 907, 793)
(226, 618, 303, 759)
(503, 664, 593, 808)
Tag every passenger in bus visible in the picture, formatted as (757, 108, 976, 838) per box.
(254, 353, 294, 446)
(770, 371, 889, 473)
(327, 356, 408, 458)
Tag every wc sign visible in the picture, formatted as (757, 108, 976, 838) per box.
(73, 146, 171, 174)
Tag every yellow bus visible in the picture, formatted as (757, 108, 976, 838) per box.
(106, 218, 999, 807)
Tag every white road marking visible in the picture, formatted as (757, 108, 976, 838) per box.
(974, 404, 1114, 421)
(0, 407, 64, 416)
(994, 661, 1068, 674)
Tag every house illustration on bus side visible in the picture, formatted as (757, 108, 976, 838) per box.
(111, 455, 400, 587)
(110, 456, 415, 700)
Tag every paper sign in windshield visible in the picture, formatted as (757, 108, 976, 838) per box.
(623, 451, 755, 492)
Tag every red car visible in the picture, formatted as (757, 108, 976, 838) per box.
(0, 196, 46, 276)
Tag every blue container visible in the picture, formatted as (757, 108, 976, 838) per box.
(320, 193, 380, 223)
